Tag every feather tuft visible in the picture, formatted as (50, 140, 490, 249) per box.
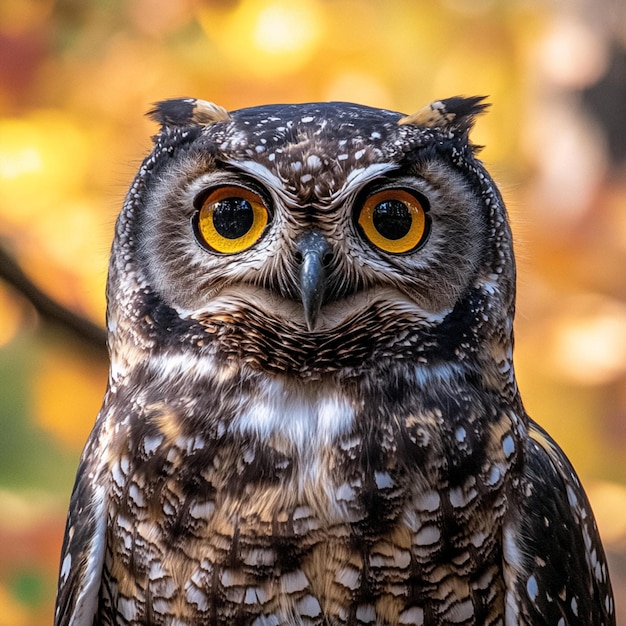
(398, 96, 489, 134)
(147, 98, 231, 129)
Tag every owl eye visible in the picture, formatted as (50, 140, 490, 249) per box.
(193, 186, 270, 254)
(357, 188, 430, 254)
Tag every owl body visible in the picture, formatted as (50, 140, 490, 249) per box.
(56, 99, 614, 625)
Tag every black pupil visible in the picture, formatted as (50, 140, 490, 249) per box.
(372, 200, 412, 240)
(212, 198, 254, 239)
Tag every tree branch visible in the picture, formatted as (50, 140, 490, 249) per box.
(0, 244, 107, 355)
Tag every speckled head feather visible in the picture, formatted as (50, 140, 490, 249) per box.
(55, 97, 614, 626)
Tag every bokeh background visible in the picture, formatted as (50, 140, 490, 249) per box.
(1, 0, 625, 623)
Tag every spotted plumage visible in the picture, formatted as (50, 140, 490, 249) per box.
(55, 96, 614, 625)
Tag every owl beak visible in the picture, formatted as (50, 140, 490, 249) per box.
(296, 230, 332, 332)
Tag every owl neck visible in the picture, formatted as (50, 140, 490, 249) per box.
(106, 285, 518, 413)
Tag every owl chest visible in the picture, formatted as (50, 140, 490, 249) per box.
(100, 379, 514, 624)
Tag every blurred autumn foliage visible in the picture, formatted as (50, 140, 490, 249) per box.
(1, 0, 625, 623)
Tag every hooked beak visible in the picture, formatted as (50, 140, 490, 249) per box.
(295, 230, 332, 331)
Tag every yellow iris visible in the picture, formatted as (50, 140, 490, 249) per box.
(357, 188, 429, 254)
(195, 186, 269, 254)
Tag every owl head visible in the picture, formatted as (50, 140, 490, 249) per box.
(107, 96, 515, 389)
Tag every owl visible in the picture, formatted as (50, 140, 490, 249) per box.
(55, 96, 615, 625)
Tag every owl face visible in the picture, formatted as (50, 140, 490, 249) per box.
(136, 102, 492, 346)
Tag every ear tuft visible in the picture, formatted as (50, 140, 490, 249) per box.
(398, 96, 489, 134)
(147, 98, 231, 129)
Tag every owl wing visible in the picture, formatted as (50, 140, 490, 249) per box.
(55, 425, 108, 626)
(504, 420, 615, 625)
